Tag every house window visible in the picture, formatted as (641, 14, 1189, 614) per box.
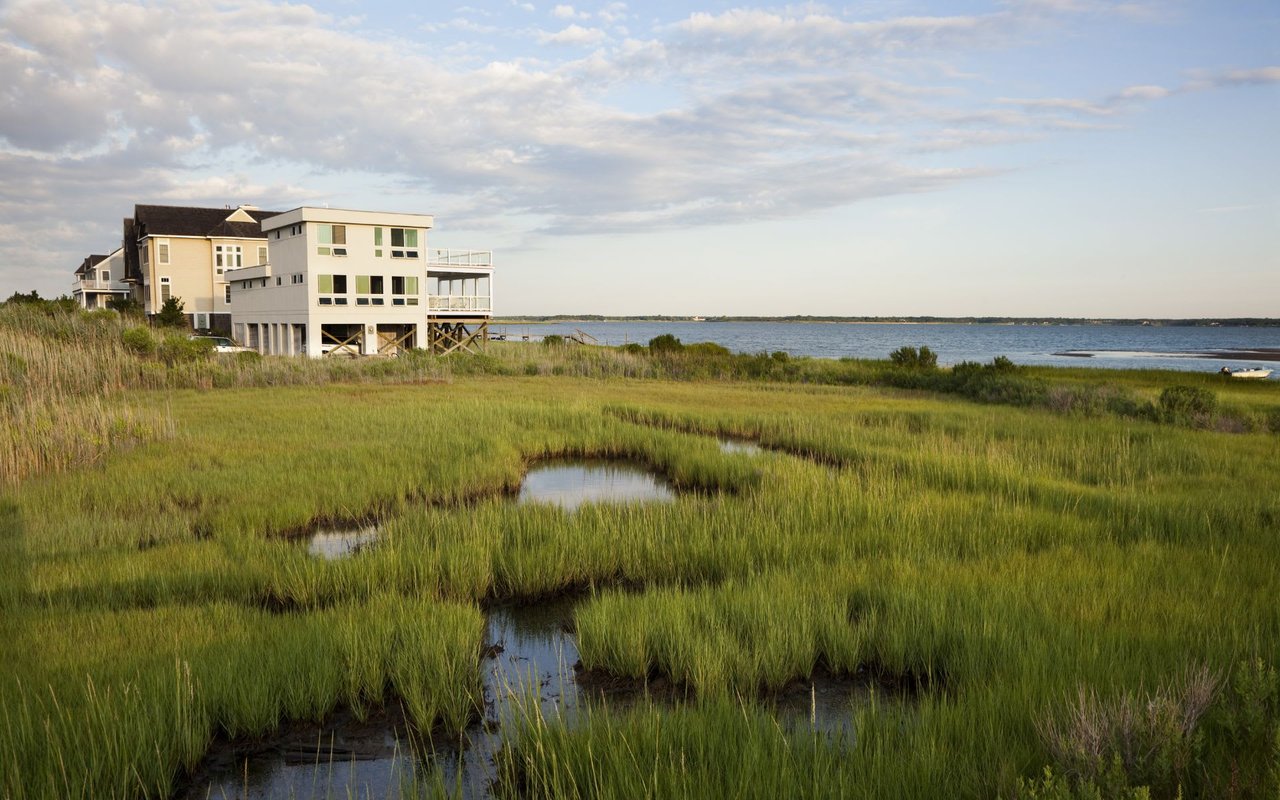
(276, 276, 282, 286)
(390, 228, 419, 259)
(215, 245, 242, 274)
(258, 246, 268, 265)
(224, 285, 231, 304)
(292, 274, 303, 284)
(159, 276, 171, 303)
(101, 270, 109, 282)
(194, 313, 209, 330)
(370, 276, 384, 294)
(158, 240, 170, 265)
(318, 225, 347, 256)
(391, 276, 419, 295)
(374, 227, 383, 258)
(317, 274, 347, 294)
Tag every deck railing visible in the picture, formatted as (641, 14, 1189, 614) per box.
(427, 249, 493, 268)
(73, 278, 129, 292)
(429, 295, 492, 312)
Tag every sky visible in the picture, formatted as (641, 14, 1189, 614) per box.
(0, 0, 1276, 317)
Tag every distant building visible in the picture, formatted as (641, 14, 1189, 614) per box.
(226, 207, 493, 357)
(71, 249, 129, 309)
(120, 204, 282, 333)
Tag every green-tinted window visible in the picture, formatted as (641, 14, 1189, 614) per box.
(356, 275, 371, 294)
(405, 276, 418, 294)
(404, 229, 418, 248)
(318, 225, 332, 245)
(318, 274, 333, 293)
(374, 227, 383, 246)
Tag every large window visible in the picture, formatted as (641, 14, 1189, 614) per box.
(159, 276, 171, 303)
(257, 245, 268, 265)
(390, 228, 419, 259)
(317, 274, 347, 294)
(215, 245, 242, 275)
(158, 240, 170, 265)
(318, 225, 347, 256)
(391, 275, 419, 305)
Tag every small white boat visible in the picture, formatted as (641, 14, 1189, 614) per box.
(1220, 367, 1273, 379)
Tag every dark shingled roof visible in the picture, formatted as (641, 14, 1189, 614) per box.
(75, 254, 108, 277)
(132, 205, 282, 239)
(122, 205, 283, 284)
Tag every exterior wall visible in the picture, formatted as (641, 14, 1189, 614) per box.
(144, 236, 210, 315)
(229, 207, 493, 357)
(141, 234, 268, 320)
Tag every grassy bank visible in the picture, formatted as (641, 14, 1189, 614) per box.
(1, 306, 1278, 798)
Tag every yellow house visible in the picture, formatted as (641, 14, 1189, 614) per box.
(121, 204, 281, 333)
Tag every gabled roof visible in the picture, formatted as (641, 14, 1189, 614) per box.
(75, 254, 108, 277)
(132, 204, 282, 239)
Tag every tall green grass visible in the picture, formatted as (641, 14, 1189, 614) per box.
(1, 318, 1277, 798)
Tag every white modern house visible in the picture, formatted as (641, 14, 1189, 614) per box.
(226, 207, 493, 357)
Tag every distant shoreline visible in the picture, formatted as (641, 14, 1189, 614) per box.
(493, 316, 1280, 327)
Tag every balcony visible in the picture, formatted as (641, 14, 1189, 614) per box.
(429, 295, 492, 313)
(73, 277, 129, 294)
(428, 249, 492, 268)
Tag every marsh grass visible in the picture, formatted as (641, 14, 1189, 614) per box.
(2, 307, 1278, 798)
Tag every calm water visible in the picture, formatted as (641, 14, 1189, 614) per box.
(518, 460, 676, 510)
(490, 321, 1279, 377)
(184, 597, 865, 800)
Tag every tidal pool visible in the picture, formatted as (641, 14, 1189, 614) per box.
(517, 460, 675, 511)
(308, 525, 379, 559)
(718, 438, 763, 455)
(178, 596, 870, 799)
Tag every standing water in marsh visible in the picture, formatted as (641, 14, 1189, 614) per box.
(308, 525, 379, 559)
(517, 459, 676, 510)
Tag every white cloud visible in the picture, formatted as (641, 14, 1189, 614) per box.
(538, 24, 607, 45)
(551, 4, 585, 20)
(0, 0, 1274, 297)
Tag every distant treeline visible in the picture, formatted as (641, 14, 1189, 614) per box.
(495, 314, 1280, 327)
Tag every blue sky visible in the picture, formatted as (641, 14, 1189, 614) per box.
(1, 0, 1276, 316)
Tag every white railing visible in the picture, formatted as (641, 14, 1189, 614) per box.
(427, 249, 493, 268)
(73, 278, 128, 292)
(429, 295, 492, 312)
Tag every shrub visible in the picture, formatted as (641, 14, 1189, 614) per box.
(155, 296, 187, 328)
(619, 343, 646, 355)
(1158, 386, 1217, 424)
(685, 342, 731, 358)
(1037, 666, 1219, 796)
(121, 326, 156, 356)
(770, 351, 790, 363)
(542, 335, 565, 347)
(648, 334, 684, 354)
(106, 297, 143, 315)
(156, 334, 212, 366)
(889, 345, 938, 369)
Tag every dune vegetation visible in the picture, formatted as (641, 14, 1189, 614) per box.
(1, 302, 1278, 799)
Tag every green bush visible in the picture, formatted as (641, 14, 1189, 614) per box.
(155, 296, 187, 328)
(121, 327, 156, 356)
(648, 334, 684, 354)
(1158, 386, 1217, 424)
(685, 342, 731, 358)
(156, 334, 212, 366)
(542, 335, 565, 347)
(619, 343, 646, 356)
(889, 345, 938, 369)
